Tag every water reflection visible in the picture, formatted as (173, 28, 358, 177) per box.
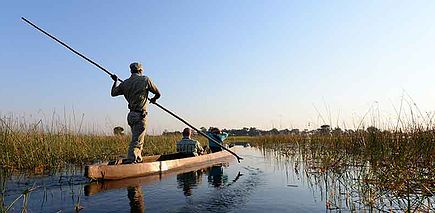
(176, 169, 204, 196)
(175, 164, 236, 197)
(207, 165, 228, 188)
(173, 162, 263, 213)
(127, 185, 145, 213)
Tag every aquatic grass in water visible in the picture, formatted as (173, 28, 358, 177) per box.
(0, 115, 184, 172)
(250, 130, 434, 211)
(0, 168, 37, 213)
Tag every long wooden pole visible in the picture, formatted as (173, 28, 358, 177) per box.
(21, 17, 243, 162)
(151, 101, 242, 162)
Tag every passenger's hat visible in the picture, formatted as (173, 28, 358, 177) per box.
(130, 62, 143, 72)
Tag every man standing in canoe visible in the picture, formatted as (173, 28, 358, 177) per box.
(110, 62, 161, 163)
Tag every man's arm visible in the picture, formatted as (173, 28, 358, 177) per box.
(220, 132, 229, 141)
(111, 75, 123, 97)
(196, 141, 204, 154)
(147, 77, 161, 103)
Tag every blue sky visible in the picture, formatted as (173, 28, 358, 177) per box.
(2, 1, 435, 134)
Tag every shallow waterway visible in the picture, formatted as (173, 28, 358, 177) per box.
(2, 146, 433, 212)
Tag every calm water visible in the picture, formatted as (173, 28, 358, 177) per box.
(2, 147, 433, 212)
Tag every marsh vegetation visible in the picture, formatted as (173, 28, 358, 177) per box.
(251, 130, 434, 212)
(1, 109, 434, 212)
(0, 114, 193, 172)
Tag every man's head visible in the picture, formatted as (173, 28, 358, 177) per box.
(182, 128, 192, 138)
(211, 128, 221, 134)
(130, 62, 143, 74)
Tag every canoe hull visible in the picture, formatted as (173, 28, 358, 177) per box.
(85, 148, 236, 180)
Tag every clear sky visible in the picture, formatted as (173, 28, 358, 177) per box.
(2, 1, 435, 134)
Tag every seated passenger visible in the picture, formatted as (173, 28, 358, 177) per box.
(177, 128, 204, 157)
(207, 128, 229, 153)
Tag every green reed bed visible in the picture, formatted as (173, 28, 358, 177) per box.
(250, 131, 434, 211)
(250, 130, 434, 169)
(0, 132, 182, 172)
(0, 116, 183, 172)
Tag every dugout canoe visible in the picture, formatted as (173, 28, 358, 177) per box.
(85, 161, 230, 196)
(85, 147, 237, 180)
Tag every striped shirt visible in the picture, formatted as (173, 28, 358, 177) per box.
(176, 137, 204, 156)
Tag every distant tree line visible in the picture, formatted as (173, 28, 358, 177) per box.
(162, 125, 382, 136)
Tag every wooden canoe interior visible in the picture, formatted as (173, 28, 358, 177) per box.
(97, 153, 196, 166)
